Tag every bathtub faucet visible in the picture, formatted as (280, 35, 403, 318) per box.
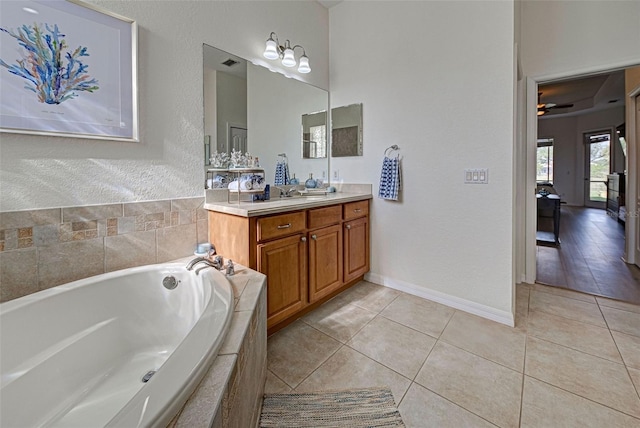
(186, 256, 223, 274)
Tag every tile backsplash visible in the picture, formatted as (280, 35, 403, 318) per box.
(0, 197, 208, 303)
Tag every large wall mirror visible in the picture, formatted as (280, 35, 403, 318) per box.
(203, 44, 329, 186)
(331, 103, 363, 157)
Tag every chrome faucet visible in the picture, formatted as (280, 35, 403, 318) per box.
(274, 186, 298, 198)
(186, 256, 223, 275)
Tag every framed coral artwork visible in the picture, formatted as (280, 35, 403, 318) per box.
(0, 0, 138, 141)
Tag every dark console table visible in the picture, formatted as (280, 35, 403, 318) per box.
(536, 194, 561, 245)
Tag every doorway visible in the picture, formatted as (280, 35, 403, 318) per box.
(526, 67, 640, 304)
(583, 130, 612, 209)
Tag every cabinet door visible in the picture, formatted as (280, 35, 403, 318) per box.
(258, 234, 308, 328)
(308, 224, 343, 303)
(344, 216, 370, 283)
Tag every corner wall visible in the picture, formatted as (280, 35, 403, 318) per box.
(329, 1, 517, 323)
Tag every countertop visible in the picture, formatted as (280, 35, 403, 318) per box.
(204, 184, 372, 218)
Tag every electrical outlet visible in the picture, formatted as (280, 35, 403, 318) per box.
(333, 170, 340, 180)
(322, 170, 326, 179)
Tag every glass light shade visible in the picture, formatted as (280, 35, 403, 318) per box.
(281, 48, 296, 67)
(263, 39, 279, 60)
(298, 55, 311, 73)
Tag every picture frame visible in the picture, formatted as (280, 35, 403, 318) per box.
(0, 0, 138, 142)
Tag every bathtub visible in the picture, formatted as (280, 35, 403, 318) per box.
(0, 262, 233, 428)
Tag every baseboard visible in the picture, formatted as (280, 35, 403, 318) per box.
(364, 272, 515, 327)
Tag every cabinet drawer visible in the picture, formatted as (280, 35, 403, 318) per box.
(308, 205, 342, 229)
(343, 200, 369, 220)
(257, 211, 306, 242)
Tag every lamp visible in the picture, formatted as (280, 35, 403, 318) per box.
(263, 32, 311, 74)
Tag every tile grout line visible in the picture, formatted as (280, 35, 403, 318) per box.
(525, 375, 640, 421)
(519, 328, 528, 427)
(597, 299, 640, 403)
(526, 311, 626, 365)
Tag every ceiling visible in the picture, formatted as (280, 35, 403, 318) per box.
(538, 70, 625, 119)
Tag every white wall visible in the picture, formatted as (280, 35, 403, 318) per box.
(0, 0, 329, 211)
(248, 64, 328, 185)
(520, 1, 640, 80)
(204, 68, 217, 158)
(216, 72, 247, 153)
(330, 1, 517, 323)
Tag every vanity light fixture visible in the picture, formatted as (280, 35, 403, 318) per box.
(263, 32, 311, 74)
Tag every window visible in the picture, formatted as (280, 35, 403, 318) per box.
(309, 125, 327, 158)
(537, 138, 554, 184)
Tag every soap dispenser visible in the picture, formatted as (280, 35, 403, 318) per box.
(289, 174, 299, 185)
(305, 173, 317, 188)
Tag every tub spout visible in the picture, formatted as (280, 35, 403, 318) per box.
(186, 256, 223, 274)
(186, 257, 208, 271)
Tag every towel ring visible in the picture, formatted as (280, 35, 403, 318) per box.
(384, 145, 400, 156)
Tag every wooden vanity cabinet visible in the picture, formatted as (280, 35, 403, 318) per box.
(258, 233, 308, 327)
(207, 199, 370, 332)
(343, 201, 370, 283)
(307, 205, 343, 303)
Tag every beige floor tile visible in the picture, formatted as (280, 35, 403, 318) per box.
(347, 315, 436, 379)
(521, 376, 640, 428)
(597, 297, 640, 314)
(295, 346, 412, 404)
(612, 331, 640, 369)
(532, 283, 597, 303)
(301, 298, 377, 343)
(379, 294, 455, 338)
(601, 306, 640, 337)
(515, 286, 530, 332)
(629, 367, 640, 393)
(440, 311, 526, 372)
(525, 336, 640, 418)
(415, 341, 522, 428)
(529, 290, 606, 327)
(398, 383, 495, 428)
(527, 310, 622, 363)
(264, 370, 292, 394)
(267, 321, 341, 388)
(329, 280, 400, 313)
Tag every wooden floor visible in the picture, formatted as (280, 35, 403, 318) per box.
(536, 206, 640, 304)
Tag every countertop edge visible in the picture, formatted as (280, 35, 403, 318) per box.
(203, 192, 372, 217)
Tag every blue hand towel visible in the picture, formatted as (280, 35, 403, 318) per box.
(378, 156, 401, 201)
(274, 162, 286, 185)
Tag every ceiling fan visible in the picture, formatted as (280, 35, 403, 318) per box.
(537, 92, 574, 116)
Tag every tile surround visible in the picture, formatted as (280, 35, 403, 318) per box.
(0, 197, 206, 302)
(171, 264, 267, 428)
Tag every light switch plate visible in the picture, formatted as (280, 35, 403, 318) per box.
(464, 168, 489, 184)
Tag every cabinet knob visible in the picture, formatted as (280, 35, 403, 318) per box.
(354, 209, 362, 213)
(311, 234, 317, 240)
(346, 224, 352, 230)
(301, 236, 307, 242)
(277, 223, 292, 229)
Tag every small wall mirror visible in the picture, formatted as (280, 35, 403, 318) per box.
(302, 110, 327, 159)
(331, 103, 363, 157)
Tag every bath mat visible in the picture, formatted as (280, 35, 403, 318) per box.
(259, 387, 405, 427)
